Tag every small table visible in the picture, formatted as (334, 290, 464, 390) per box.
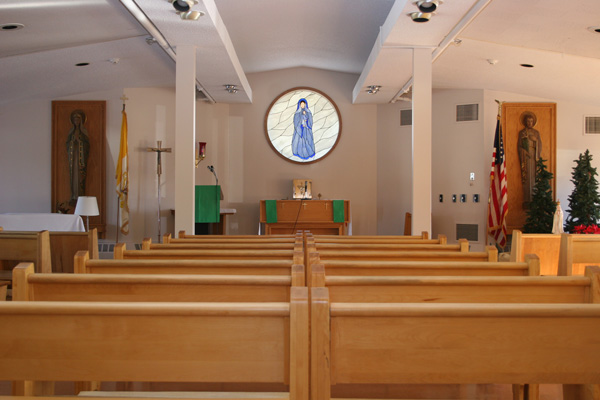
(0, 213, 85, 232)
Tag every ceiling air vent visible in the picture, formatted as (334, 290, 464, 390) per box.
(400, 109, 412, 126)
(585, 116, 600, 135)
(456, 104, 479, 122)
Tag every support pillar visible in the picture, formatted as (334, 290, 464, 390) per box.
(411, 47, 433, 235)
(174, 44, 196, 236)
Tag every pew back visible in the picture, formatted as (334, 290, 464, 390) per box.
(49, 229, 98, 273)
(0, 230, 51, 274)
(510, 230, 560, 275)
(310, 287, 600, 400)
(0, 290, 308, 400)
(75, 251, 301, 277)
(310, 263, 599, 303)
(13, 262, 304, 302)
(559, 233, 600, 276)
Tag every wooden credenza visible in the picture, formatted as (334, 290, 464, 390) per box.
(259, 200, 350, 235)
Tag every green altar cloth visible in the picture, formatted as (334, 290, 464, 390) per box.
(265, 199, 278, 223)
(195, 185, 220, 223)
(333, 200, 345, 223)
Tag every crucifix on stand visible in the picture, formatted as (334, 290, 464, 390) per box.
(147, 140, 172, 242)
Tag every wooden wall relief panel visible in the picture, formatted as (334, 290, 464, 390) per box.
(502, 102, 556, 233)
(52, 101, 106, 237)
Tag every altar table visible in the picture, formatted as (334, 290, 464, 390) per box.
(259, 200, 350, 235)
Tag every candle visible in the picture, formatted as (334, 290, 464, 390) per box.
(199, 142, 206, 157)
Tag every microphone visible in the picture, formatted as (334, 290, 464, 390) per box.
(207, 165, 218, 186)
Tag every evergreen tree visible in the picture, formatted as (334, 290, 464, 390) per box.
(565, 149, 600, 233)
(523, 158, 556, 233)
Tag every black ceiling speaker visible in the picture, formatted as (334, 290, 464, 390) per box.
(172, 0, 192, 12)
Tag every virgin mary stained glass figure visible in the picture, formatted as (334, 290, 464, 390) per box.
(291, 98, 316, 159)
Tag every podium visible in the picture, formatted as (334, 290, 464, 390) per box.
(195, 185, 221, 235)
(259, 200, 349, 235)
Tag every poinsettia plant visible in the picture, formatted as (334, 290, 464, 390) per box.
(572, 224, 600, 234)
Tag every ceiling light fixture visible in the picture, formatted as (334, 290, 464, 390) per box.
(225, 85, 238, 94)
(520, 63, 534, 68)
(75, 62, 90, 67)
(366, 85, 382, 94)
(170, 0, 204, 20)
(146, 37, 158, 45)
(0, 23, 24, 31)
(416, 0, 440, 13)
(409, 12, 432, 22)
(588, 26, 600, 34)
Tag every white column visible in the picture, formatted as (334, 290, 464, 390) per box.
(174, 44, 197, 235)
(411, 47, 432, 235)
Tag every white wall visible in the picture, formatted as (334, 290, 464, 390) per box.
(376, 103, 412, 234)
(227, 67, 379, 235)
(3, 69, 600, 244)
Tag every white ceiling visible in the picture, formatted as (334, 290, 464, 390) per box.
(0, 0, 599, 106)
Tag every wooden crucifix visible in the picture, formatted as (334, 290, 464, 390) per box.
(147, 140, 172, 242)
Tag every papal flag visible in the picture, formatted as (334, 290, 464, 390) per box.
(487, 114, 508, 248)
(116, 108, 130, 235)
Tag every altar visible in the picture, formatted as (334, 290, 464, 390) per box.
(259, 200, 350, 235)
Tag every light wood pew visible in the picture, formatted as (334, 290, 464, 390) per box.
(0, 230, 51, 274)
(311, 287, 600, 400)
(49, 228, 98, 273)
(13, 262, 305, 302)
(308, 246, 496, 262)
(166, 233, 298, 244)
(75, 251, 302, 277)
(312, 231, 436, 244)
(310, 262, 598, 304)
(143, 236, 303, 251)
(310, 240, 467, 252)
(308, 232, 448, 245)
(510, 229, 561, 275)
(114, 243, 304, 265)
(0, 281, 8, 301)
(178, 230, 297, 240)
(559, 233, 600, 276)
(0, 288, 309, 400)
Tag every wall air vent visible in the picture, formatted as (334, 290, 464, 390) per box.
(585, 116, 600, 135)
(456, 104, 479, 122)
(400, 109, 412, 126)
(456, 223, 479, 242)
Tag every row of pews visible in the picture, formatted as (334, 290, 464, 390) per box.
(1, 229, 600, 400)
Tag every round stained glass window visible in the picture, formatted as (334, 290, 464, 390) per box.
(264, 87, 341, 164)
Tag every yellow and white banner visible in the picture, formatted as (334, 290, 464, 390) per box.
(116, 109, 130, 235)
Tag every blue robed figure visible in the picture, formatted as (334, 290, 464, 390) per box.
(292, 98, 316, 159)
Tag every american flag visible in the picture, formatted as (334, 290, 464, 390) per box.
(487, 117, 508, 248)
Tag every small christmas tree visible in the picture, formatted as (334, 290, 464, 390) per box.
(523, 158, 556, 233)
(565, 149, 600, 233)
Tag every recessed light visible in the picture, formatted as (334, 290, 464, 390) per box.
(1, 23, 24, 31)
(75, 62, 90, 67)
(409, 12, 432, 22)
(520, 63, 534, 68)
(588, 26, 600, 34)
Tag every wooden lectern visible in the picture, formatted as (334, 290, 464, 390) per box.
(259, 200, 350, 235)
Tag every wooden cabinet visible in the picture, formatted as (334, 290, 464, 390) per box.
(259, 200, 350, 235)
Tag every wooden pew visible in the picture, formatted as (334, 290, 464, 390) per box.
(114, 243, 304, 265)
(310, 287, 600, 400)
(13, 262, 304, 302)
(312, 231, 437, 244)
(48, 228, 98, 273)
(0, 288, 309, 400)
(310, 262, 598, 304)
(171, 232, 299, 243)
(0, 281, 8, 301)
(559, 233, 600, 276)
(0, 230, 51, 274)
(510, 229, 560, 275)
(75, 251, 302, 277)
(178, 230, 297, 240)
(143, 236, 303, 250)
(308, 246, 496, 262)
